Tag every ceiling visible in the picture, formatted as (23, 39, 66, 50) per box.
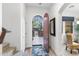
(25, 3, 53, 8)
(63, 3, 79, 15)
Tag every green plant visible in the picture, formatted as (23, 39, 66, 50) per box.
(75, 24, 79, 32)
(75, 24, 79, 42)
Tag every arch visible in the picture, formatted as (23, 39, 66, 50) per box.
(32, 15, 43, 31)
(55, 3, 71, 55)
(59, 3, 70, 14)
(58, 3, 71, 34)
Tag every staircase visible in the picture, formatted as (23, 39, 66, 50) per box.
(2, 42, 17, 56)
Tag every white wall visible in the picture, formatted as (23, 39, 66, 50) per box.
(0, 3, 2, 56)
(25, 6, 50, 48)
(20, 4, 25, 52)
(62, 3, 79, 17)
(49, 3, 65, 55)
(2, 3, 21, 50)
(0, 3, 2, 32)
(62, 11, 79, 17)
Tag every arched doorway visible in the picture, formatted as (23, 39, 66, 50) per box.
(32, 15, 49, 56)
(56, 3, 70, 55)
(59, 3, 79, 55)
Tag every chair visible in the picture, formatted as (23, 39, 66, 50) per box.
(0, 28, 6, 44)
(66, 33, 79, 54)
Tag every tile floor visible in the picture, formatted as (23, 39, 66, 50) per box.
(25, 47, 56, 56)
(14, 44, 79, 56)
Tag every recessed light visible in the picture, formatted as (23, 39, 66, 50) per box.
(38, 3, 42, 5)
(69, 5, 75, 8)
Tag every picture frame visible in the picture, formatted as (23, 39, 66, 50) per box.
(50, 18, 56, 36)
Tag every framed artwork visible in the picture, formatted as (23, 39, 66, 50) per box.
(50, 18, 56, 36)
(32, 15, 43, 31)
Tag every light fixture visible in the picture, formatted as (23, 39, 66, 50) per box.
(69, 5, 75, 8)
(77, 21, 79, 24)
(38, 3, 42, 5)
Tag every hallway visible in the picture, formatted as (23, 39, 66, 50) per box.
(1, 3, 79, 56)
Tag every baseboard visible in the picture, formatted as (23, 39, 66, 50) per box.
(25, 47, 32, 50)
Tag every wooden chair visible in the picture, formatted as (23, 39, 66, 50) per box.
(0, 28, 6, 44)
(66, 33, 79, 54)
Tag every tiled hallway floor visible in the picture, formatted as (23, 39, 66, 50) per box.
(25, 47, 56, 56)
(21, 45, 79, 56)
(14, 45, 79, 56)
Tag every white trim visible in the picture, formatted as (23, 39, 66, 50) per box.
(0, 3, 2, 56)
(20, 3, 25, 52)
(0, 3, 2, 32)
